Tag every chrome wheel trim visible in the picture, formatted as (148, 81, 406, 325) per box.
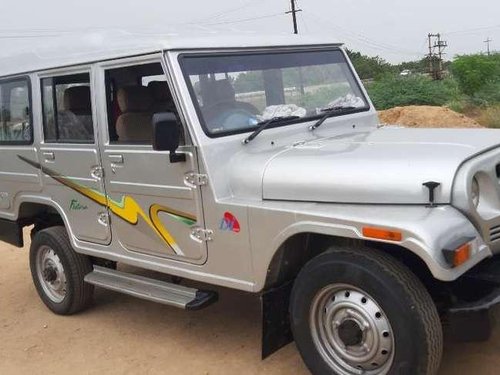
(310, 284, 395, 375)
(36, 245, 67, 303)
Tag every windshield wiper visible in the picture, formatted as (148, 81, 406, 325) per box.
(242, 116, 300, 144)
(309, 106, 357, 131)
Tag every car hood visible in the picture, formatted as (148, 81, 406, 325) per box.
(260, 127, 500, 204)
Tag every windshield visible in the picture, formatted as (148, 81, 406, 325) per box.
(180, 48, 369, 137)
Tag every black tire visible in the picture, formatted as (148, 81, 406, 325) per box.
(30, 226, 94, 315)
(290, 245, 443, 375)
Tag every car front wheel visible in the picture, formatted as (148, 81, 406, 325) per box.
(290, 245, 443, 375)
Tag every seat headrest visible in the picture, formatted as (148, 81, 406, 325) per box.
(148, 81, 172, 103)
(117, 86, 152, 113)
(63, 86, 91, 112)
(213, 79, 235, 103)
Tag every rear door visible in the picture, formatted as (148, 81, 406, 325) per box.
(95, 57, 208, 264)
(37, 68, 111, 245)
(0, 76, 41, 220)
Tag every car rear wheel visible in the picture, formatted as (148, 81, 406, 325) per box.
(290, 245, 442, 375)
(30, 226, 94, 315)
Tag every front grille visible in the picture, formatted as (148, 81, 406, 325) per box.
(490, 225, 500, 242)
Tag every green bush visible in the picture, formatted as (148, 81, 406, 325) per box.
(446, 99, 466, 113)
(478, 105, 500, 128)
(451, 54, 500, 100)
(471, 81, 500, 106)
(367, 75, 460, 110)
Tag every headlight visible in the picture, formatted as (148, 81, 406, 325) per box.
(471, 177, 480, 208)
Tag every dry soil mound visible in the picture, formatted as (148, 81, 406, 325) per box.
(378, 105, 482, 128)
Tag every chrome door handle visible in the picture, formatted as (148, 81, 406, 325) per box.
(108, 154, 124, 164)
(109, 154, 124, 174)
(42, 151, 55, 161)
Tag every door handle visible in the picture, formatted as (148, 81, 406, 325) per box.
(108, 154, 124, 164)
(109, 154, 124, 174)
(42, 151, 55, 161)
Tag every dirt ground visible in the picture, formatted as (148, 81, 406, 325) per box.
(1, 233, 500, 375)
(378, 105, 483, 128)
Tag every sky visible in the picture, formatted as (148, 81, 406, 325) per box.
(0, 0, 498, 63)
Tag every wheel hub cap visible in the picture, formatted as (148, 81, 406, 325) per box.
(42, 267, 58, 283)
(36, 246, 67, 303)
(338, 319, 363, 347)
(310, 285, 395, 374)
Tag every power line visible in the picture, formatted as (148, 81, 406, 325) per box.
(197, 0, 256, 22)
(0, 0, 272, 34)
(0, 34, 60, 39)
(443, 24, 500, 36)
(298, 3, 309, 33)
(302, 10, 422, 57)
(199, 13, 284, 26)
(191, 0, 268, 24)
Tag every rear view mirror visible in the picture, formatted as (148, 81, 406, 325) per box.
(152, 112, 186, 163)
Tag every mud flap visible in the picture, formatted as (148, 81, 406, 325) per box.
(0, 219, 23, 247)
(261, 280, 294, 359)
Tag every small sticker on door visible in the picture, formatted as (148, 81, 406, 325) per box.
(220, 212, 240, 233)
(70, 199, 88, 211)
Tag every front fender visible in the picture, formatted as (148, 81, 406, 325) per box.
(249, 202, 491, 291)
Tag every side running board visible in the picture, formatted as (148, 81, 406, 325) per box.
(85, 266, 218, 310)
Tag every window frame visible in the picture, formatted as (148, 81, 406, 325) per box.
(178, 47, 371, 139)
(0, 76, 34, 146)
(40, 72, 95, 145)
(103, 61, 178, 146)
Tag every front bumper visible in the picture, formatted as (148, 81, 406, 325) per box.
(448, 256, 500, 341)
(448, 288, 500, 341)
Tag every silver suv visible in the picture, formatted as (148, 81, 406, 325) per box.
(1, 33, 499, 375)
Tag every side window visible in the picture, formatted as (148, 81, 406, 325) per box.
(41, 73, 94, 143)
(104, 62, 180, 145)
(0, 78, 32, 144)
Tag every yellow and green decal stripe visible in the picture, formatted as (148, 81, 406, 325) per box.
(18, 155, 196, 256)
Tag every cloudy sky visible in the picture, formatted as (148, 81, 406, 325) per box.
(0, 0, 498, 62)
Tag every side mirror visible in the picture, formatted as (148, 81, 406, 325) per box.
(152, 112, 186, 163)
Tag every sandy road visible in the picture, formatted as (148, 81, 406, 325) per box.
(1, 235, 500, 375)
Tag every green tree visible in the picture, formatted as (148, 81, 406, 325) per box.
(346, 49, 395, 79)
(451, 53, 500, 97)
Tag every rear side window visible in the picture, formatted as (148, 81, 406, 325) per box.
(0, 78, 32, 144)
(41, 73, 94, 143)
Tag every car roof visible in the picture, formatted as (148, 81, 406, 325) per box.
(0, 30, 343, 78)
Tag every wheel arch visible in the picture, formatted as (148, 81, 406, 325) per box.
(264, 232, 435, 291)
(260, 232, 439, 360)
(0, 198, 70, 248)
(15, 198, 70, 237)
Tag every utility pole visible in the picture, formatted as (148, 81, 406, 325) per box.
(485, 37, 493, 56)
(286, 0, 305, 94)
(427, 33, 448, 80)
(428, 34, 434, 78)
(436, 34, 447, 77)
(286, 0, 302, 34)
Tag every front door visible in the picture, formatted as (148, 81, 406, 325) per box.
(96, 58, 207, 264)
(37, 69, 111, 245)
